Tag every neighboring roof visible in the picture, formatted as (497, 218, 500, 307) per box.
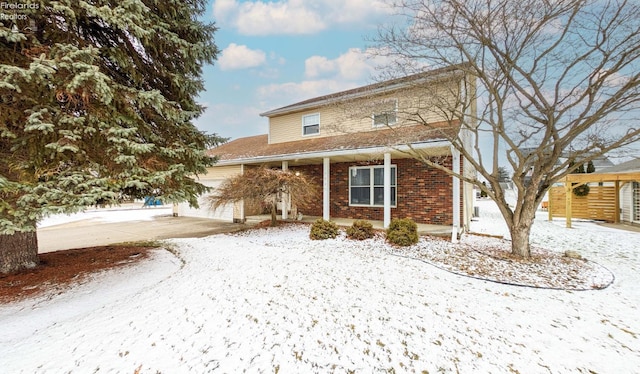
(260, 64, 469, 118)
(598, 157, 640, 173)
(519, 147, 614, 169)
(208, 125, 455, 164)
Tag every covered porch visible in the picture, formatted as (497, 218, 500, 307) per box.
(223, 141, 467, 239)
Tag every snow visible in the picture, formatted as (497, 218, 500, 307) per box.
(1, 200, 639, 373)
(37, 204, 172, 228)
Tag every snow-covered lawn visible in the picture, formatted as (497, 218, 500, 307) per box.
(1, 200, 639, 373)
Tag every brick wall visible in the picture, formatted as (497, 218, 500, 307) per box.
(291, 156, 460, 225)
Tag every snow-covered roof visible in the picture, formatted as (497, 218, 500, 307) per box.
(598, 157, 640, 173)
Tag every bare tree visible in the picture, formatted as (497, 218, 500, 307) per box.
(207, 167, 319, 227)
(368, 0, 640, 257)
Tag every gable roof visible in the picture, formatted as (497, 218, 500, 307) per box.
(209, 124, 455, 165)
(599, 157, 640, 173)
(518, 147, 615, 170)
(260, 64, 468, 118)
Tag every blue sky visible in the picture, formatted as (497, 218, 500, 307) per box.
(195, 0, 396, 141)
(193, 0, 638, 164)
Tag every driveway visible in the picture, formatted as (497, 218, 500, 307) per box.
(37, 209, 255, 253)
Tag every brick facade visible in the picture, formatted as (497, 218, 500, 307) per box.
(291, 156, 460, 225)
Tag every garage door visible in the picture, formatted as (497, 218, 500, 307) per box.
(177, 179, 234, 221)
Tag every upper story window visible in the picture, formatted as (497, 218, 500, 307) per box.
(302, 113, 320, 136)
(372, 99, 398, 127)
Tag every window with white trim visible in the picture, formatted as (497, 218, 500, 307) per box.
(302, 113, 320, 136)
(349, 165, 397, 207)
(372, 99, 398, 127)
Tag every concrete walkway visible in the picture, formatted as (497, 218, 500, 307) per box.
(37, 214, 256, 254)
(37, 207, 456, 254)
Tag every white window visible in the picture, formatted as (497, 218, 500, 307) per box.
(302, 113, 320, 136)
(372, 99, 398, 127)
(349, 165, 397, 207)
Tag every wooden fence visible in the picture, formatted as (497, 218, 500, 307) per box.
(548, 185, 617, 222)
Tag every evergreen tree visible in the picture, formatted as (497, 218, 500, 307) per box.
(1, 1, 223, 273)
(497, 167, 510, 182)
(586, 160, 596, 174)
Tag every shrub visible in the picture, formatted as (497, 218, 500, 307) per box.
(310, 219, 339, 240)
(386, 218, 419, 246)
(346, 220, 374, 240)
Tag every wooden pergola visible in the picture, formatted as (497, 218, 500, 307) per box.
(548, 172, 640, 228)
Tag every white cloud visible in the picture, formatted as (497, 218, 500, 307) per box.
(305, 48, 390, 80)
(257, 79, 360, 109)
(195, 102, 268, 140)
(260, 47, 396, 110)
(304, 56, 336, 79)
(218, 43, 267, 71)
(321, 0, 393, 24)
(235, 1, 326, 35)
(212, 0, 238, 22)
(213, 0, 393, 36)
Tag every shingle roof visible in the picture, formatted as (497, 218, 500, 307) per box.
(598, 157, 640, 173)
(208, 125, 455, 163)
(518, 147, 614, 169)
(260, 64, 469, 117)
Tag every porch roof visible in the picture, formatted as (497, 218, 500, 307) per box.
(563, 171, 640, 184)
(209, 125, 454, 166)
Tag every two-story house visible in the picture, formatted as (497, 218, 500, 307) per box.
(179, 64, 476, 232)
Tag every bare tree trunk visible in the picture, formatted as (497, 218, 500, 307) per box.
(507, 203, 537, 258)
(0, 231, 39, 274)
(509, 222, 532, 258)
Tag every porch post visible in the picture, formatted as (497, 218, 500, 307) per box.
(282, 161, 289, 220)
(240, 164, 245, 222)
(565, 179, 572, 228)
(383, 153, 391, 228)
(323, 157, 330, 221)
(451, 147, 461, 243)
(614, 180, 620, 223)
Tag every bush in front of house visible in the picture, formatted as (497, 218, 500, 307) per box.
(346, 220, 374, 240)
(386, 218, 419, 246)
(310, 219, 339, 240)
